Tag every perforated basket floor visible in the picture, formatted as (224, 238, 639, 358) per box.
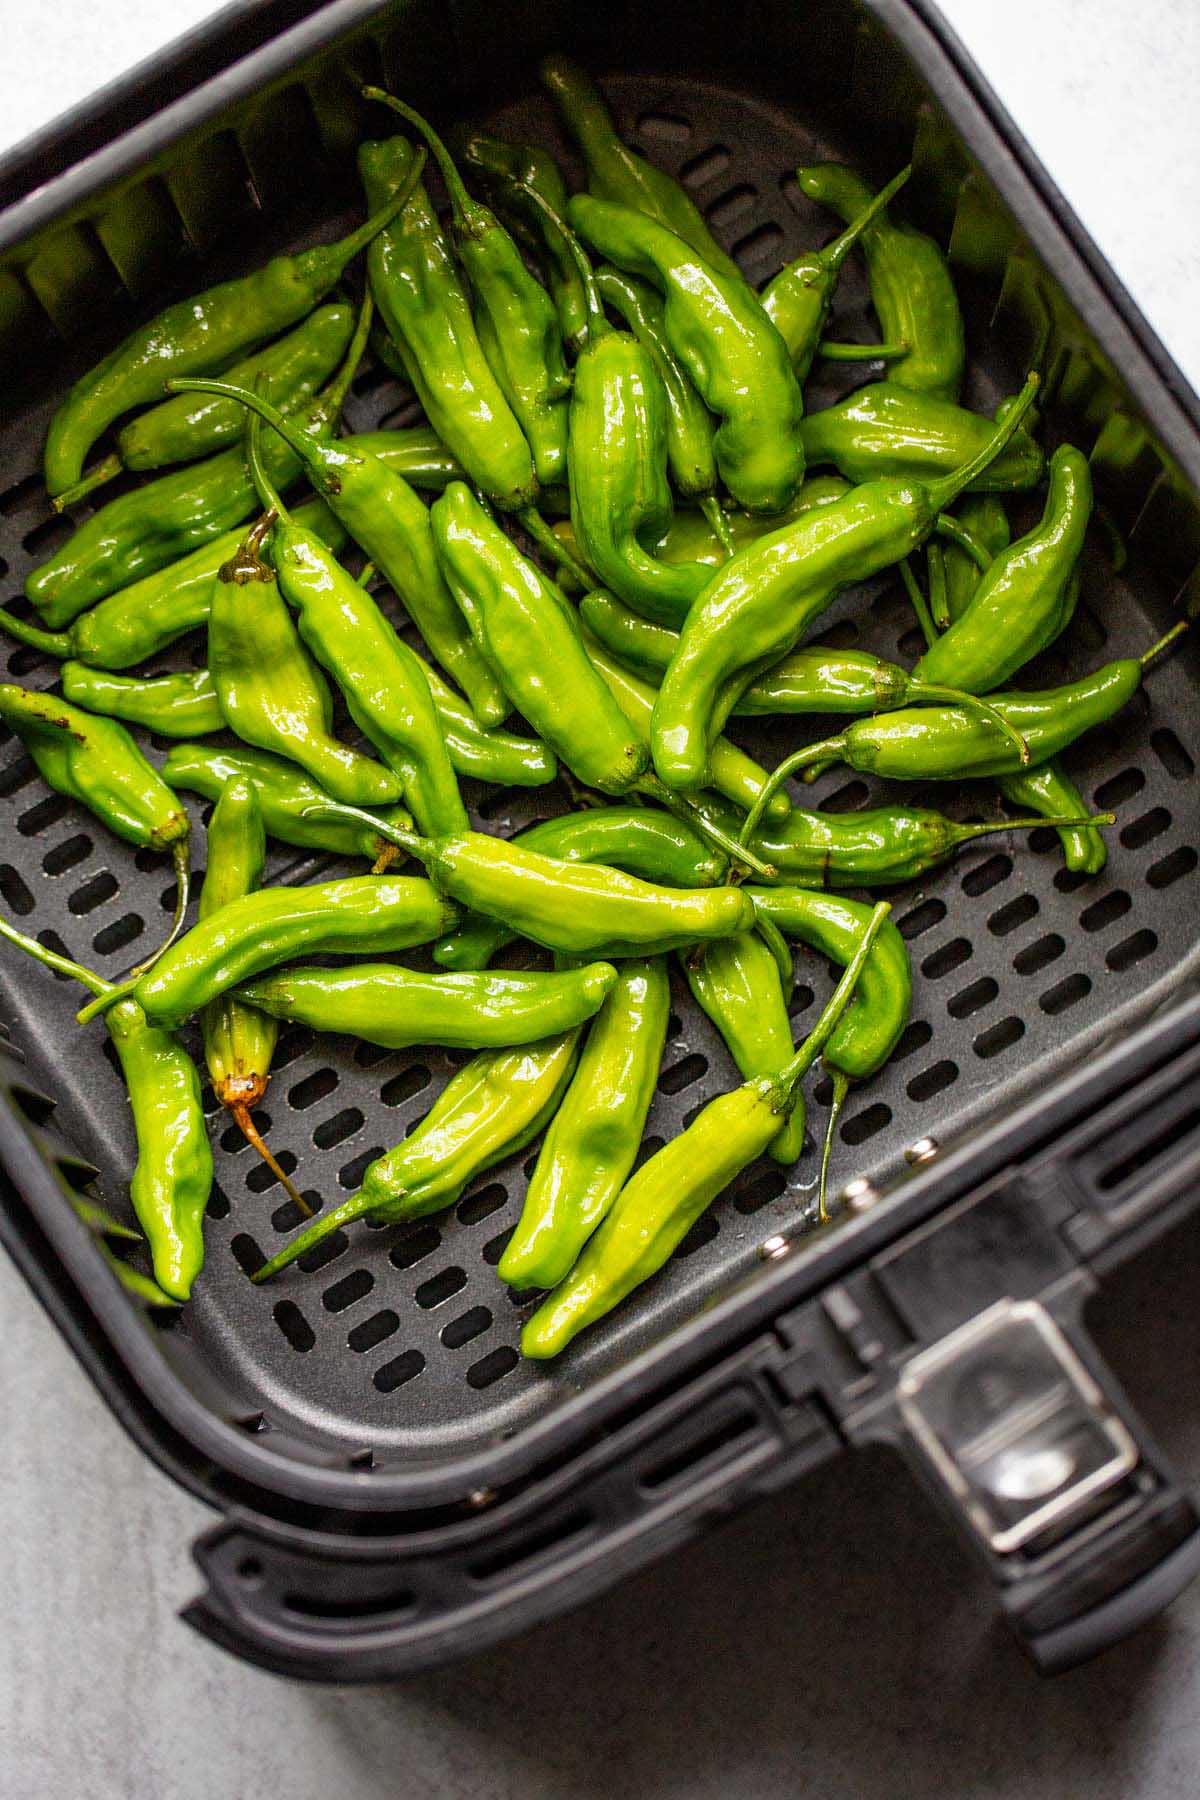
(0, 69, 1196, 1468)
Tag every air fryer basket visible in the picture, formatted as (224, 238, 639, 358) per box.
(1, 0, 1199, 1679)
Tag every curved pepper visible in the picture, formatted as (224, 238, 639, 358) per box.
(252, 1032, 582, 1279)
(61, 664, 224, 738)
(44, 187, 416, 500)
(162, 744, 412, 863)
(521, 904, 890, 1358)
(408, 643, 555, 788)
(799, 382, 1044, 491)
(237, 960, 617, 1049)
(499, 956, 671, 1291)
(795, 162, 965, 400)
(685, 931, 806, 1164)
(570, 193, 805, 515)
(999, 762, 1108, 877)
(939, 493, 1011, 626)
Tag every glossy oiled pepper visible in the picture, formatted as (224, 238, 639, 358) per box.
(741, 624, 1185, 824)
(686, 931, 807, 1164)
(84, 875, 456, 1031)
(570, 193, 806, 515)
(652, 376, 1040, 793)
(0, 497, 344, 669)
(540, 54, 739, 280)
(360, 135, 536, 510)
(43, 190, 413, 501)
(914, 445, 1092, 694)
(521, 904, 889, 1358)
(450, 127, 589, 350)
(61, 663, 224, 738)
(206, 511, 405, 808)
(237, 960, 617, 1050)
(169, 367, 507, 727)
(433, 805, 727, 971)
(75, 304, 356, 501)
(162, 744, 413, 864)
(594, 265, 733, 553)
(408, 641, 555, 788)
(799, 382, 1044, 492)
(763, 165, 912, 379)
(367, 92, 571, 491)
(999, 762, 1108, 877)
(499, 956, 670, 1292)
(199, 777, 308, 1215)
(0, 682, 191, 950)
(795, 162, 965, 401)
(252, 1032, 581, 1279)
(939, 493, 1011, 626)
(346, 427, 463, 491)
(0, 917, 211, 1300)
(304, 802, 756, 961)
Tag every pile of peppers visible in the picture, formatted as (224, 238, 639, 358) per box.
(0, 57, 1178, 1359)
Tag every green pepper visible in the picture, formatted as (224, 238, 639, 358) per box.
(408, 642, 555, 788)
(998, 762, 1108, 877)
(344, 427, 463, 491)
(450, 127, 589, 350)
(161, 743, 412, 865)
(74, 303, 356, 502)
(799, 382, 1044, 491)
(252, 1031, 582, 1279)
(360, 134, 537, 510)
(303, 803, 756, 962)
(763, 165, 912, 379)
(521, 903, 890, 1358)
(85, 874, 456, 1031)
(499, 956, 671, 1291)
(795, 162, 965, 401)
(43, 187, 417, 502)
(60, 664, 224, 738)
(206, 511, 405, 808)
(914, 446, 1091, 693)
(939, 493, 1012, 626)
(0, 497, 344, 669)
(0, 917, 211, 1300)
(433, 805, 727, 971)
(742, 624, 1185, 824)
(652, 377, 1041, 793)
(236, 959, 617, 1050)
(540, 54, 739, 280)
(570, 194, 806, 515)
(366, 92, 571, 492)
(686, 931, 807, 1164)
(0, 682, 191, 953)
(199, 776, 309, 1216)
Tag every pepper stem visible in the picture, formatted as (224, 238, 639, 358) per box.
(250, 1188, 390, 1283)
(514, 181, 607, 339)
(636, 775, 777, 881)
(952, 810, 1115, 846)
(934, 511, 993, 572)
(907, 681, 1031, 765)
(229, 1100, 313, 1218)
(818, 1069, 850, 1224)
(165, 373, 334, 496)
(699, 494, 737, 559)
(926, 371, 1040, 512)
(518, 506, 595, 589)
(300, 800, 425, 860)
(899, 557, 938, 649)
(245, 407, 291, 525)
(307, 176, 427, 283)
(362, 90, 486, 234)
(927, 541, 950, 631)
(0, 608, 71, 659)
(312, 286, 377, 428)
(818, 339, 910, 362)
(51, 452, 124, 514)
(0, 911, 112, 999)
(1140, 620, 1188, 670)
(754, 910, 795, 997)
(820, 163, 912, 273)
(772, 905, 890, 1106)
(738, 738, 849, 846)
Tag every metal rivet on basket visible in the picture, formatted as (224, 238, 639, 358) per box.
(467, 1486, 497, 1510)
(840, 1176, 879, 1215)
(905, 1135, 939, 1166)
(759, 1233, 790, 1261)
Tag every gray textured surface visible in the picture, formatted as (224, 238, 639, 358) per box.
(1, 2, 1199, 1797)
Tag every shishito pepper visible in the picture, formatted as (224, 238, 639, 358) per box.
(199, 777, 309, 1215)
(685, 930, 807, 1164)
(799, 382, 1044, 491)
(44, 188, 416, 501)
(61, 664, 224, 738)
(521, 904, 890, 1359)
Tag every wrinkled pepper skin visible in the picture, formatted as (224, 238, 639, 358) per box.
(998, 762, 1108, 877)
(43, 194, 410, 497)
(360, 135, 537, 510)
(253, 1033, 581, 1277)
(0, 497, 344, 669)
(237, 960, 617, 1050)
(570, 194, 805, 515)
(162, 744, 413, 862)
(540, 54, 739, 279)
(61, 664, 224, 738)
(129, 876, 456, 1030)
(799, 382, 1044, 492)
(431, 482, 646, 794)
(685, 932, 807, 1164)
(795, 162, 965, 400)
(498, 957, 671, 1292)
(744, 802, 1062, 887)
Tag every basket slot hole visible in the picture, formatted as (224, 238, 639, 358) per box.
(811, 618, 859, 650)
(906, 1059, 959, 1101)
(787, 983, 815, 1020)
(987, 894, 1038, 937)
(440, 1305, 492, 1349)
(1040, 972, 1092, 1015)
(481, 1230, 510, 1267)
(288, 1066, 338, 1110)
(658, 1051, 708, 1095)
(229, 1233, 264, 1278)
(348, 1309, 399, 1353)
(632, 1132, 667, 1170)
(272, 1300, 315, 1353)
(1013, 932, 1065, 976)
(0, 472, 43, 516)
(1147, 846, 1197, 889)
(18, 793, 72, 836)
(380, 1064, 431, 1107)
(337, 1145, 384, 1191)
(947, 976, 997, 1019)
(1150, 727, 1194, 780)
(1080, 890, 1131, 933)
(896, 625, 927, 660)
(373, 1348, 425, 1393)
(466, 1344, 519, 1389)
(271, 1027, 314, 1070)
(0, 755, 36, 800)
(415, 1265, 467, 1310)
(675, 1212, 720, 1258)
(42, 833, 92, 876)
(821, 779, 870, 814)
(1106, 929, 1158, 972)
(637, 111, 691, 143)
(974, 1016, 1026, 1060)
(245, 1147, 299, 1195)
(353, 1040, 391, 1070)
(312, 1105, 364, 1150)
(322, 1269, 373, 1314)
(732, 1167, 786, 1215)
(9, 1083, 54, 1126)
(1094, 767, 1144, 808)
(841, 1102, 892, 1145)
(1120, 808, 1170, 849)
(389, 1225, 441, 1270)
(731, 222, 784, 272)
(92, 913, 143, 956)
(0, 864, 34, 916)
(457, 1182, 508, 1227)
(22, 515, 75, 559)
(476, 786, 526, 821)
(921, 937, 972, 979)
(680, 146, 731, 189)
(961, 853, 1011, 897)
(705, 184, 757, 230)
(67, 871, 117, 915)
(892, 1019, 933, 1061)
(897, 897, 946, 940)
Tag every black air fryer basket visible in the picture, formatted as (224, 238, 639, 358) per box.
(1, 0, 1199, 1681)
